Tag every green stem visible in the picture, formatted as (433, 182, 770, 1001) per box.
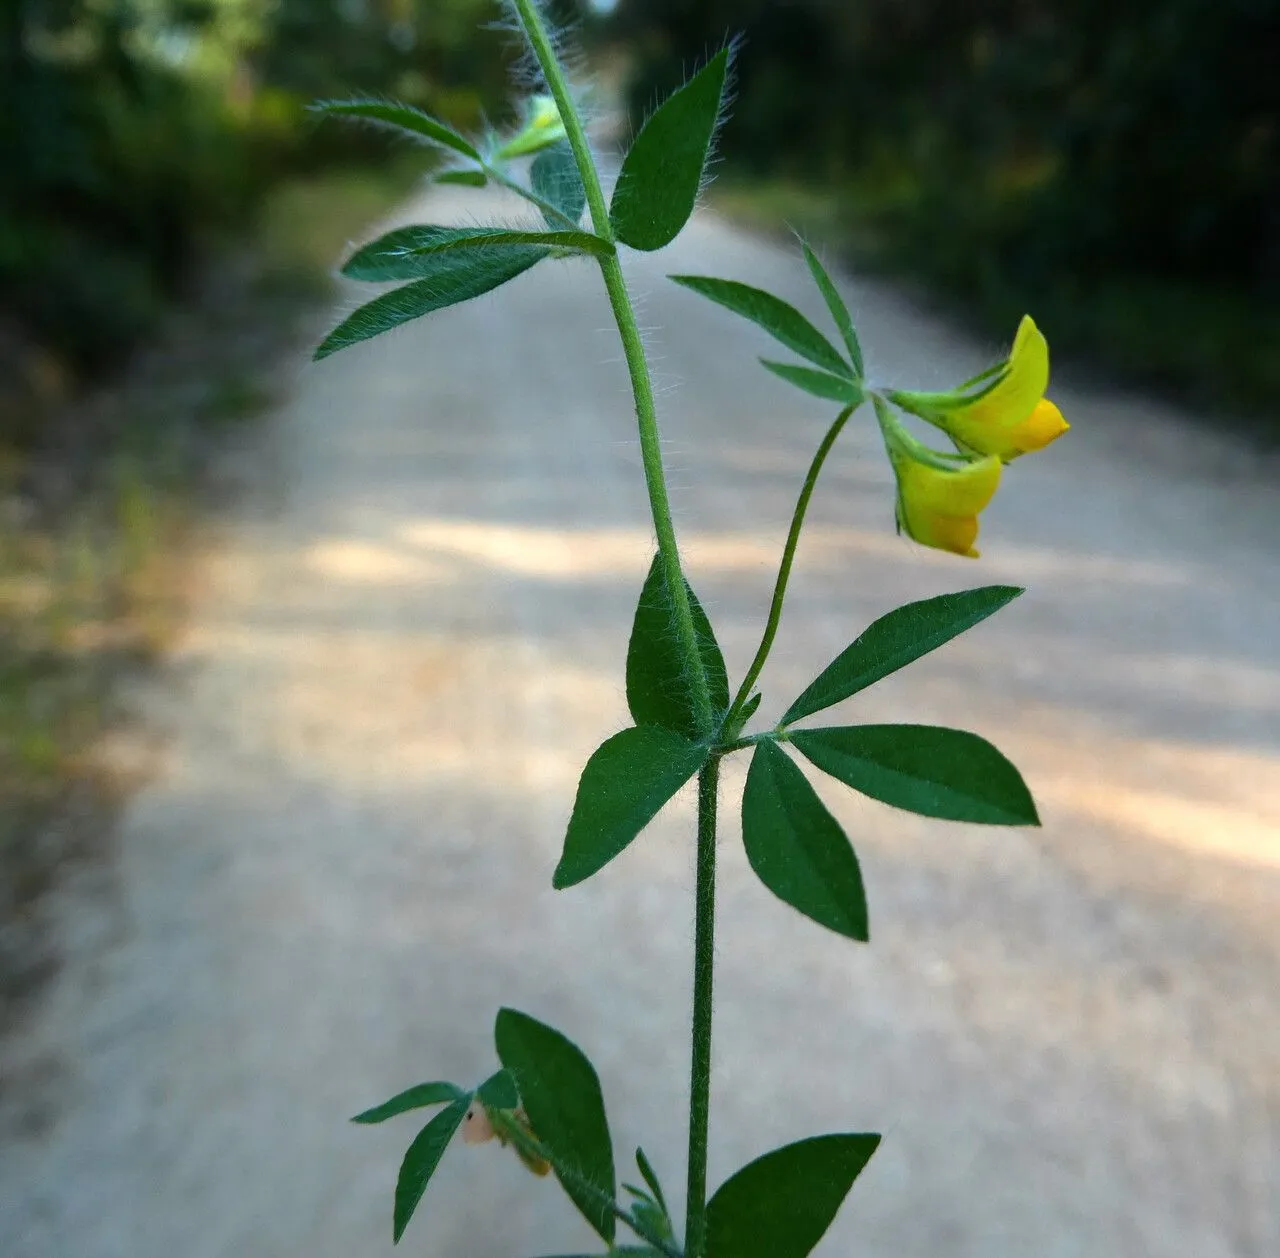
(509, 10, 721, 1254)
(508, 0, 612, 241)
(488, 1111, 683, 1258)
(509, 0, 713, 739)
(684, 761, 719, 1258)
(724, 405, 857, 731)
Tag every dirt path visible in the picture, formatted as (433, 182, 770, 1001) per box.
(3, 183, 1278, 1258)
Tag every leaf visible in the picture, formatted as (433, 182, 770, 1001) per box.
(556, 726, 708, 889)
(791, 724, 1039, 825)
(351, 1080, 467, 1124)
(532, 141, 587, 227)
(393, 1098, 470, 1242)
(802, 242, 864, 377)
(476, 1068, 519, 1110)
(610, 49, 731, 250)
(781, 586, 1024, 725)
(669, 276, 851, 377)
(342, 226, 609, 281)
(635, 1146, 668, 1215)
(435, 168, 487, 187)
(316, 98, 481, 162)
(495, 1009, 616, 1243)
(760, 360, 863, 404)
(741, 740, 868, 941)
(626, 553, 730, 739)
(705, 1133, 881, 1258)
(315, 247, 546, 359)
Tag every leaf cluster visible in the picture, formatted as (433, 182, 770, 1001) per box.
(312, 49, 735, 360)
(355, 1008, 879, 1258)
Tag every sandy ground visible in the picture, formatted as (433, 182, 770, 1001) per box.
(2, 181, 1278, 1258)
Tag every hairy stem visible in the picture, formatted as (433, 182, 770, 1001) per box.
(684, 761, 720, 1258)
(724, 405, 857, 732)
(509, 0, 714, 737)
(508, 10, 721, 1255)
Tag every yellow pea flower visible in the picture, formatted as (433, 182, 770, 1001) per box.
(892, 449, 1003, 558)
(891, 315, 1069, 460)
(875, 397, 1002, 558)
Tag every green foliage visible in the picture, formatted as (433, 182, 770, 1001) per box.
(626, 554, 729, 740)
(669, 277, 851, 378)
(341, 225, 609, 281)
(495, 1009, 617, 1243)
(351, 1081, 467, 1125)
(634, 1147, 669, 1216)
(393, 1097, 470, 1243)
(0, 0, 516, 398)
(316, 248, 548, 359)
(801, 243, 863, 377)
(705, 1134, 881, 1258)
(610, 50, 731, 251)
(556, 727, 707, 888)
(759, 361, 862, 405)
(532, 142, 587, 227)
(315, 99, 481, 161)
(792, 725, 1038, 826)
(782, 587, 1023, 726)
(741, 740, 868, 941)
(476, 1069, 520, 1109)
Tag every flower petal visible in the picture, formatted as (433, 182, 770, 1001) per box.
(894, 453, 1002, 557)
(945, 315, 1050, 455)
(1006, 396, 1069, 455)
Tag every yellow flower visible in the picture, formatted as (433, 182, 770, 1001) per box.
(496, 94, 568, 159)
(893, 315, 1069, 460)
(890, 446, 1003, 559)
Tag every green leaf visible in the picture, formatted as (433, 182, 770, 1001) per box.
(741, 740, 868, 941)
(760, 360, 863, 404)
(532, 141, 587, 227)
(343, 225, 609, 281)
(556, 726, 708, 889)
(791, 724, 1039, 825)
(476, 1068, 519, 1109)
(495, 1009, 616, 1243)
(626, 553, 730, 739)
(315, 247, 546, 359)
(706, 1133, 881, 1258)
(316, 98, 481, 162)
(610, 49, 731, 250)
(393, 1097, 470, 1242)
(801, 242, 864, 377)
(435, 168, 487, 187)
(635, 1146, 668, 1215)
(781, 586, 1024, 725)
(669, 276, 851, 377)
(351, 1080, 467, 1124)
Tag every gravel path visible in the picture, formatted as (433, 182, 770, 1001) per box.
(3, 183, 1279, 1258)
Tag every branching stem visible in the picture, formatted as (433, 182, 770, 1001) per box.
(723, 405, 857, 732)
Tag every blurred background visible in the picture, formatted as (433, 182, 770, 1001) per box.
(2, 3, 1278, 1258)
